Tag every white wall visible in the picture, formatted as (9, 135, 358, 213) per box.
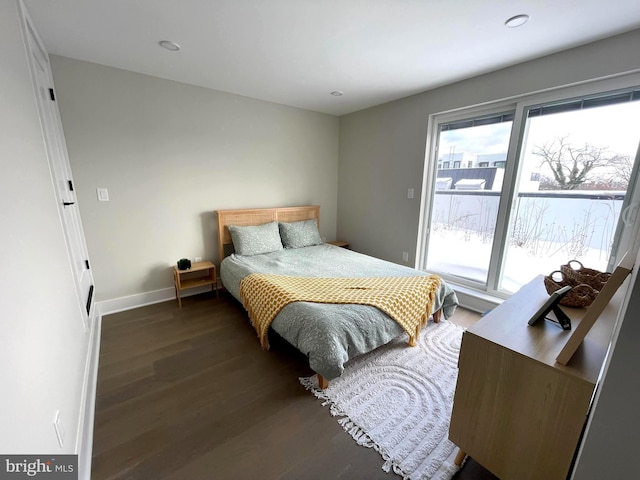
(572, 254, 640, 479)
(337, 29, 640, 265)
(49, 56, 339, 303)
(0, 0, 90, 455)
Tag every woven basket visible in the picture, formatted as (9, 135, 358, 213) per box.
(543, 270, 599, 308)
(561, 260, 611, 290)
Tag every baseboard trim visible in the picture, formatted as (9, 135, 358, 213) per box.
(453, 286, 502, 315)
(76, 312, 102, 480)
(96, 285, 213, 316)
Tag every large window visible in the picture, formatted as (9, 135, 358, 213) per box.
(425, 112, 514, 285)
(421, 83, 640, 297)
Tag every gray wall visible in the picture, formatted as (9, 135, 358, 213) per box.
(0, 0, 90, 454)
(337, 29, 640, 265)
(50, 56, 339, 302)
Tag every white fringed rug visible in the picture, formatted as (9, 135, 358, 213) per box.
(300, 319, 464, 480)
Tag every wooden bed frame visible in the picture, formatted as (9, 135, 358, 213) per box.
(215, 204, 440, 390)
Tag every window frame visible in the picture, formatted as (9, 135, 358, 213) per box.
(417, 72, 640, 306)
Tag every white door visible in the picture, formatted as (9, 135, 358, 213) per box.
(21, 8, 94, 330)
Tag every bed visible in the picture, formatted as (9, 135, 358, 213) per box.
(217, 205, 458, 388)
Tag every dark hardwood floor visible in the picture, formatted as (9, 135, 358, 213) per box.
(92, 291, 497, 480)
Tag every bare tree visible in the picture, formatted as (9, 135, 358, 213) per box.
(532, 136, 614, 190)
(609, 154, 633, 187)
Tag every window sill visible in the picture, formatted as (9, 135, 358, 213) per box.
(449, 282, 504, 315)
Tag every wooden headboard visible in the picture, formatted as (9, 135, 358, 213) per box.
(216, 205, 320, 262)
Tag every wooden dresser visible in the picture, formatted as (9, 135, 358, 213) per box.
(449, 275, 621, 480)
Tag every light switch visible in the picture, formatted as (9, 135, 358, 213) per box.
(407, 188, 415, 199)
(97, 188, 109, 202)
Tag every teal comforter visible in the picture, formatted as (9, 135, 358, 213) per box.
(220, 243, 458, 380)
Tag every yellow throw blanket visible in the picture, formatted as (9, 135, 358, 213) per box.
(239, 274, 442, 349)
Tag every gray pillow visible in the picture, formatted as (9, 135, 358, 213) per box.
(227, 221, 283, 256)
(279, 219, 322, 249)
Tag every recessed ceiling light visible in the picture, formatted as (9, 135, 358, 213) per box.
(159, 40, 181, 51)
(331, 91, 344, 96)
(505, 14, 529, 28)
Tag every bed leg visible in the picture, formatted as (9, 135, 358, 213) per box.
(317, 374, 329, 389)
(454, 448, 467, 466)
(433, 308, 442, 323)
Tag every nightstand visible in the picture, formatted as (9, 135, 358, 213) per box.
(328, 240, 349, 248)
(173, 261, 218, 307)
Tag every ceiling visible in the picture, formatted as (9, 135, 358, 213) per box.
(24, 0, 640, 116)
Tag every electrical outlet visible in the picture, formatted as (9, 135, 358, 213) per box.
(194, 257, 203, 263)
(402, 252, 409, 262)
(53, 410, 64, 448)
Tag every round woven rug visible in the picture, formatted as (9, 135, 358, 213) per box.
(300, 319, 464, 480)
